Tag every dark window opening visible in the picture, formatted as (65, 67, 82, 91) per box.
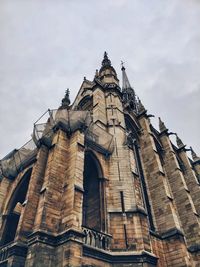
(82, 152, 105, 232)
(124, 115, 139, 140)
(77, 95, 93, 111)
(1, 168, 32, 245)
(154, 136, 165, 166)
(120, 191, 125, 213)
(176, 155, 186, 173)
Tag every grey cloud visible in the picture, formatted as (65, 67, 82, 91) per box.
(0, 0, 200, 158)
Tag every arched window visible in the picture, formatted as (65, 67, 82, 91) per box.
(124, 115, 155, 231)
(124, 114, 140, 140)
(1, 168, 32, 245)
(82, 152, 105, 232)
(77, 95, 93, 111)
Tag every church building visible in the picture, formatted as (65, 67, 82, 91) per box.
(0, 52, 200, 266)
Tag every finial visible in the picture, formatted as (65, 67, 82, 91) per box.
(159, 117, 168, 132)
(95, 69, 99, 78)
(102, 51, 111, 67)
(121, 60, 125, 71)
(176, 134, 185, 148)
(61, 89, 70, 109)
(190, 147, 200, 161)
(137, 98, 146, 113)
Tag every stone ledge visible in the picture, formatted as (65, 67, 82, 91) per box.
(192, 159, 200, 166)
(188, 244, 200, 253)
(28, 229, 85, 247)
(0, 241, 27, 263)
(74, 185, 84, 193)
(150, 228, 184, 240)
(83, 245, 158, 265)
(108, 206, 147, 217)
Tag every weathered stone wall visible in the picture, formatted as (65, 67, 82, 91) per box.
(0, 63, 199, 266)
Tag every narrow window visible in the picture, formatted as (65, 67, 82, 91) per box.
(120, 191, 125, 213)
(1, 168, 32, 245)
(82, 153, 105, 232)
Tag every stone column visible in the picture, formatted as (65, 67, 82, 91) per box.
(159, 130, 200, 265)
(105, 93, 152, 254)
(15, 145, 49, 241)
(177, 148, 200, 215)
(139, 114, 181, 233)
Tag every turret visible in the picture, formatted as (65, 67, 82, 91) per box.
(99, 52, 119, 86)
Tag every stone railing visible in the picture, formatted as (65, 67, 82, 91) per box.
(0, 241, 12, 263)
(82, 226, 112, 250)
(0, 245, 9, 263)
(0, 242, 27, 264)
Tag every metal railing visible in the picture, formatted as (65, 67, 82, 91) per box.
(0, 108, 114, 179)
(0, 139, 37, 179)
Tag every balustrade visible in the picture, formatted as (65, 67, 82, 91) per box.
(82, 227, 112, 250)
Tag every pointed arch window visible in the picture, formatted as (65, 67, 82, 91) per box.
(0, 168, 32, 245)
(77, 95, 93, 111)
(82, 152, 105, 232)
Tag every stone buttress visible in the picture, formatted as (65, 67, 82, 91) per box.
(0, 53, 199, 267)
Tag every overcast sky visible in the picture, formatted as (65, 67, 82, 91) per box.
(0, 0, 200, 158)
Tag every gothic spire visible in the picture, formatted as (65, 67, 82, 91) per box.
(159, 117, 168, 133)
(99, 52, 119, 86)
(121, 62, 133, 91)
(121, 62, 137, 111)
(176, 134, 185, 148)
(190, 147, 200, 161)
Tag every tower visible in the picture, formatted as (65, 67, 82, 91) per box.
(0, 52, 200, 266)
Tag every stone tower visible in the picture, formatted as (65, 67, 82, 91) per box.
(0, 52, 200, 267)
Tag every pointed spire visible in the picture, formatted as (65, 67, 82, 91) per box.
(176, 134, 185, 148)
(101, 51, 111, 67)
(159, 117, 168, 133)
(121, 62, 138, 112)
(121, 62, 135, 91)
(60, 89, 70, 109)
(190, 147, 200, 161)
(99, 52, 119, 86)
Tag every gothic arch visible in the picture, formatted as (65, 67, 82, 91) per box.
(77, 95, 93, 111)
(0, 168, 32, 245)
(124, 113, 140, 139)
(82, 151, 106, 232)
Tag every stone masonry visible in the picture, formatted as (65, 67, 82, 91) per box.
(0, 52, 200, 266)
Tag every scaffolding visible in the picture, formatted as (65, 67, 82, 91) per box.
(0, 139, 37, 180)
(0, 109, 114, 180)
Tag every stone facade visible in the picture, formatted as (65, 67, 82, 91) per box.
(0, 52, 200, 266)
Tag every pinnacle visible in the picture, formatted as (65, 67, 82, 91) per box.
(190, 146, 200, 161)
(60, 89, 70, 109)
(159, 117, 168, 132)
(137, 98, 146, 113)
(176, 134, 185, 148)
(101, 51, 111, 67)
